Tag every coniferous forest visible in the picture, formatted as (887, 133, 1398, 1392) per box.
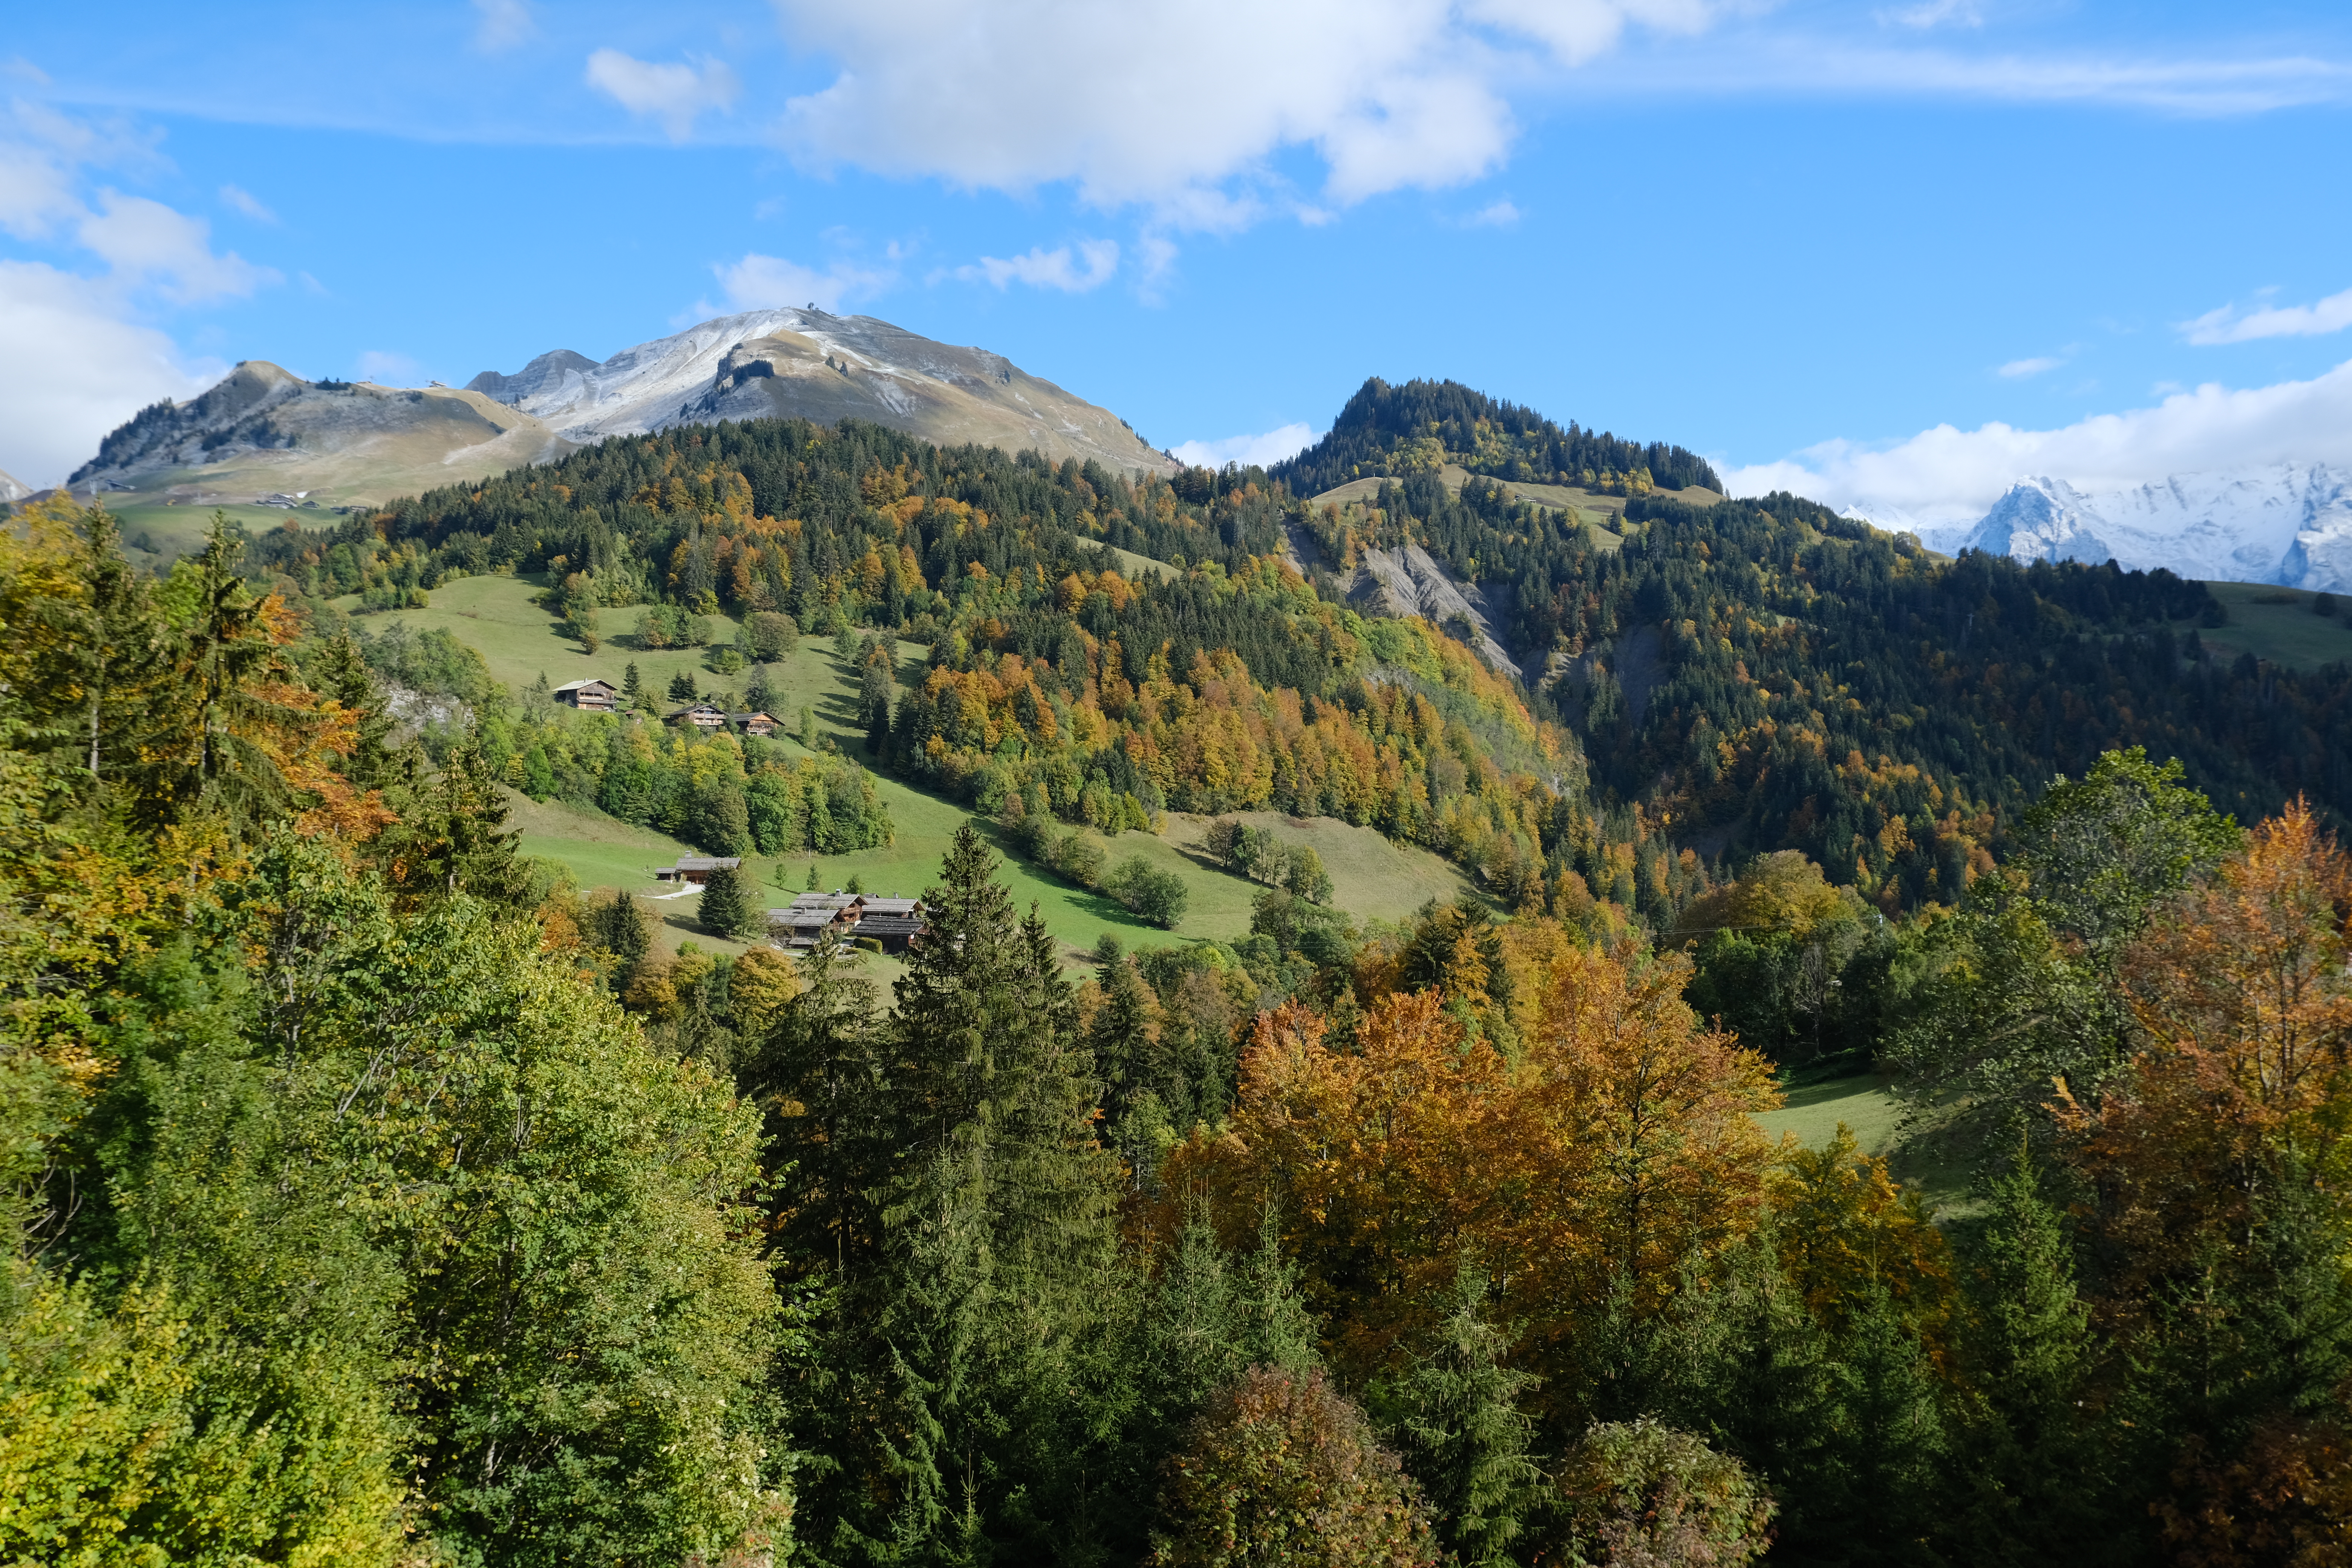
(8, 383, 2352, 1565)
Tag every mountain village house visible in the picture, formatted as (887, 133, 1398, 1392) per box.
(654, 855, 742, 885)
(732, 710, 779, 736)
(666, 702, 727, 731)
(766, 893, 928, 954)
(553, 678, 618, 711)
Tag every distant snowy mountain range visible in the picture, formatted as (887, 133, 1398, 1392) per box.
(1846, 463, 2352, 591)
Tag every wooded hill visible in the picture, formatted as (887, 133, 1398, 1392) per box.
(236, 404, 2352, 933)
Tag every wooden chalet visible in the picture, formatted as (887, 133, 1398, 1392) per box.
(553, 678, 618, 711)
(654, 855, 742, 885)
(666, 701, 727, 730)
(732, 710, 779, 737)
(766, 893, 929, 953)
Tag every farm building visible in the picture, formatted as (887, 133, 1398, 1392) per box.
(553, 678, 618, 710)
(654, 855, 742, 885)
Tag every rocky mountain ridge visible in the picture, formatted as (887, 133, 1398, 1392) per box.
(63, 311, 1173, 509)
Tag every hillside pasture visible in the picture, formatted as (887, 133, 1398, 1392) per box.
(409, 571, 1477, 964)
(2198, 580, 2352, 672)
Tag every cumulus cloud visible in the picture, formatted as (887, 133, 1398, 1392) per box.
(585, 48, 740, 141)
(1723, 358, 2352, 528)
(1463, 199, 1522, 227)
(956, 240, 1119, 292)
(472, 0, 537, 52)
(770, 0, 1729, 216)
(0, 260, 223, 488)
(1997, 355, 2063, 378)
(709, 251, 894, 314)
(2181, 284, 2352, 345)
(1171, 422, 1318, 470)
(0, 102, 276, 486)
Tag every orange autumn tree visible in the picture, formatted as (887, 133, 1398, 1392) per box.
(2065, 799, 2352, 1312)
(1153, 938, 1780, 1395)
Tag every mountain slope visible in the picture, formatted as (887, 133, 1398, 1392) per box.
(68, 362, 573, 507)
(467, 308, 1174, 478)
(67, 312, 1174, 510)
(0, 467, 28, 504)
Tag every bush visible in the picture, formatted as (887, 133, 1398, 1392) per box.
(634, 602, 694, 649)
(1549, 1418, 1775, 1568)
(1151, 1365, 1436, 1568)
(1049, 831, 1106, 889)
(709, 646, 746, 676)
(854, 936, 884, 954)
(1107, 856, 1189, 929)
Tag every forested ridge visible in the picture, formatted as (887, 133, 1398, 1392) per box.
(10, 490, 2352, 1564)
(222, 400, 2352, 936)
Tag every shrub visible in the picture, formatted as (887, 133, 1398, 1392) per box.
(1549, 1418, 1775, 1568)
(709, 646, 745, 676)
(1107, 856, 1189, 929)
(1151, 1365, 1436, 1568)
(854, 936, 884, 954)
(1049, 831, 1106, 889)
(634, 602, 693, 648)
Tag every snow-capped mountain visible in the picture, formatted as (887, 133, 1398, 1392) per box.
(0, 468, 29, 505)
(1851, 464, 2352, 590)
(467, 308, 1173, 476)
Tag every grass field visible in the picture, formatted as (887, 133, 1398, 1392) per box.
(410, 572, 1479, 966)
(110, 500, 309, 564)
(2197, 581, 2352, 672)
(1750, 1065, 1975, 1216)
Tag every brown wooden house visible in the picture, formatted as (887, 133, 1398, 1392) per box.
(553, 678, 618, 711)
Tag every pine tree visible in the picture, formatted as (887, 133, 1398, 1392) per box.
(1375, 1263, 1543, 1567)
(311, 632, 391, 786)
(698, 862, 764, 940)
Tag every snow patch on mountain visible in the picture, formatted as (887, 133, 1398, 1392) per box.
(0, 468, 29, 505)
(1843, 463, 2352, 590)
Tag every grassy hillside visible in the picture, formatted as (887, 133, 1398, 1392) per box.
(112, 500, 303, 564)
(2201, 580, 2352, 672)
(407, 573, 1478, 966)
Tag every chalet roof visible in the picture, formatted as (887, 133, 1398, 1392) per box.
(672, 856, 741, 872)
(857, 897, 923, 916)
(789, 894, 862, 911)
(730, 710, 776, 723)
(554, 678, 616, 694)
(855, 916, 925, 936)
(665, 702, 724, 718)
(767, 908, 839, 928)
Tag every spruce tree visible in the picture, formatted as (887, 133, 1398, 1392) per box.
(1374, 1263, 1543, 1567)
(697, 862, 763, 940)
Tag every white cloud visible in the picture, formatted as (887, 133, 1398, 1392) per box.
(1724, 358, 2352, 528)
(77, 190, 277, 303)
(1997, 355, 2062, 378)
(472, 0, 537, 52)
(0, 103, 276, 486)
(0, 260, 223, 488)
(1879, 0, 1981, 28)
(584, 48, 740, 141)
(956, 240, 1119, 293)
(770, 0, 1730, 216)
(1171, 422, 1317, 470)
(355, 349, 419, 383)
(1464, 199, 1522, 227)
(2181, 284, 2352, 345)
(217, 183, 276, 223)
(710, 251, 895, 313)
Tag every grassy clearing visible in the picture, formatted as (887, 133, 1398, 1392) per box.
(424, 575, 1477, 965)
(2197, 581, 2352, 672)
(110, 501, 303, 564)
(1750, 1065, 1976, 1217)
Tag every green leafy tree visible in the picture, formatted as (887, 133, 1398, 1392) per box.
(1550, 1418, 1774, 1568)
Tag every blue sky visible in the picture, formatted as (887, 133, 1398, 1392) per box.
(5, 0, 2350, 519)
